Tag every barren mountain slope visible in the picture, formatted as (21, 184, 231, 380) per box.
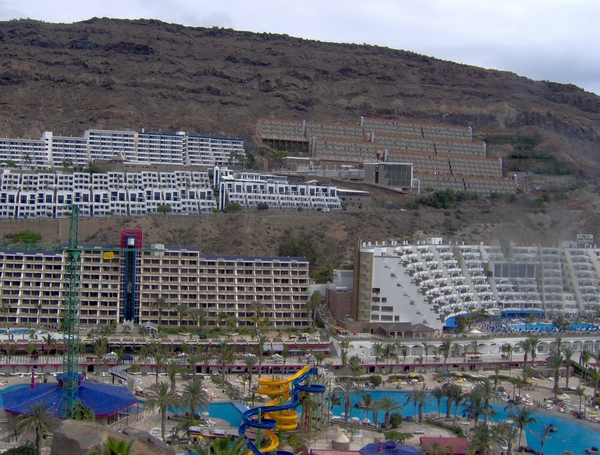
(0, 18, 598, 171)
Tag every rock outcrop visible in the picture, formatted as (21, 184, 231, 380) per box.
(50, 420, 175, 455)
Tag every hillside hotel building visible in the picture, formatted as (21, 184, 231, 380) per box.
(0, 230, 312, 329)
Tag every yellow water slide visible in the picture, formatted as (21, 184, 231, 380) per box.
(256, 366, 311, 431)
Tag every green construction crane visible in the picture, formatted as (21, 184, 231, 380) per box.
(60, 205, 160, 418)
(62, 205, 81, 419)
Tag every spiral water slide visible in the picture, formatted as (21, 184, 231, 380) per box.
(239, 366, 326, 455)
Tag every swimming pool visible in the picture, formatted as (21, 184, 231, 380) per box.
(0, 384, 29, 407)
(332, 390, 600, 455)
(508, 322, 598, 332)
(9, 329, 32, 335)
(162, 401, 246, 428)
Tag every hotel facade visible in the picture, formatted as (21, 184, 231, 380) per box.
(0, 232, 312, 329)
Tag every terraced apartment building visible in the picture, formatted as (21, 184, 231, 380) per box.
(255, 116, 517, 195)
(353, 237, 600, 331)
(0, 232, 312, 329)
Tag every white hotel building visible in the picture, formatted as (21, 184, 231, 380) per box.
(0, 129, 245, 168)
(353, 238, 600, 331)
(0, 168, 345, 218)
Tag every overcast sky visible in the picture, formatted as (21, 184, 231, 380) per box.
(3, 0, 600, 95)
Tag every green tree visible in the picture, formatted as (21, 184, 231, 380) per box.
(547, 352, 563, 398)
(12, 231, 41, 247)
(377, 397, 404, 430)
(220, 342, 235, 384)
(562, 346, 575, 390)
(157, 204, 172, 215)
(470, 423, 493, 455)
(439, 339, 453, 371)
(89, 436, 135, 455)
(530, 424, 554, 455)
(430, 386, 445, 418)
(473, 379, 496, 425)
(495, 421, 519, 455)
(306, 291, 322, 327)
(193, 435, 248, 455)
(17, 402, 58, 455)
(463, 391, 485, 424)
(514, 406, 537, 448)
(166, 359, 181, 391)
(404, 389, 429, 423)
(143, 381, 179, 441)
(152, 297, 168, 327)
(360, 392, 378, 424)
(180, 377, 209, 418)
(334, 378, 360, 422)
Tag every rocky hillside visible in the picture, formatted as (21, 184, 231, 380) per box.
(0, 18, 598, 170)
(0, 18, 599, 266)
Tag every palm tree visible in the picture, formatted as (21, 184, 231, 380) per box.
(334, 378, 360, 422)
(174, 304, 189, 329)
(194, 435, 248, 455)
(144, 381, 180, 441)
(188, 353, 201, 378)
(249, 301, 265, 330)
(464, 391, 485, 424)
(189, 307, 207, 329)
(547, 352, 563, 398)
(17, 402, 58, 455)
(422, 341, 430, 365)
(220, 342, 235, 384)
(400, 345, 409, 365)
(405, 389, 430, 422)
(256, 336, 267, 378)
(430, 386, 444, 418)
(306, 291, 322, 327)
(166, 359, 181, 391)
(360, 392, 378, 424)
(501, 343, 514, 363)
(470, 423, 493, 455)
(152, 296, 168, 327)
(94, 337, 108, 374)
(514, 406, 537, 448)
(282, 345, 291, 369)
(530, 424, 554, 455)
(528, 336, 541, 368)
(373, 343, 384, 372)
(517, 339, 530, 372)
(90, 436, 135, 455)
(443, 383, 462, 420)
(243, 355, 257, 390)
(494, 422, 519, 455)
(587, 367, 600, 408)
(576, 387, 587, 415)
(180, 378, 209, 418)
(562, 346, 575, 390)
(474, 380, 496, 425)
(377, 397, 403, 430)
(339, 339, 350, 367)
(439, 339, 453, 371)
(153, 350, 166, 384)
(349, 355, 364, 378)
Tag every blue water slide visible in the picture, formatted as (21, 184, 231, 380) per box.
(239, 367, 326, 455)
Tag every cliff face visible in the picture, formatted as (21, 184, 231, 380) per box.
(0, 18, 598, 171)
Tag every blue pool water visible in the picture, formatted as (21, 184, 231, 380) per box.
(162, 401, 245, 428)
(0, 384, 29, 407)
(332, 390, 600, 455)
(508, 322, 598, 332)
(10, 329, 32, 335)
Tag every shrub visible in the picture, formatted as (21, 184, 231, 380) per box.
(370, 375, 382, 387)
(257, 202, 269, 210)
(226, 202, 243, 212)
(390, 413, 403, 428)
(405, 200, 418, 210)
(297, 206, 304, 212)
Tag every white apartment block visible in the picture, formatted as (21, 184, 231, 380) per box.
(354, 238, 600, 331)
(218, 174, 343, 211)
(0, 169, 216, 218)
(0, 129, 245, 167)
(0, 244, 311, 328)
